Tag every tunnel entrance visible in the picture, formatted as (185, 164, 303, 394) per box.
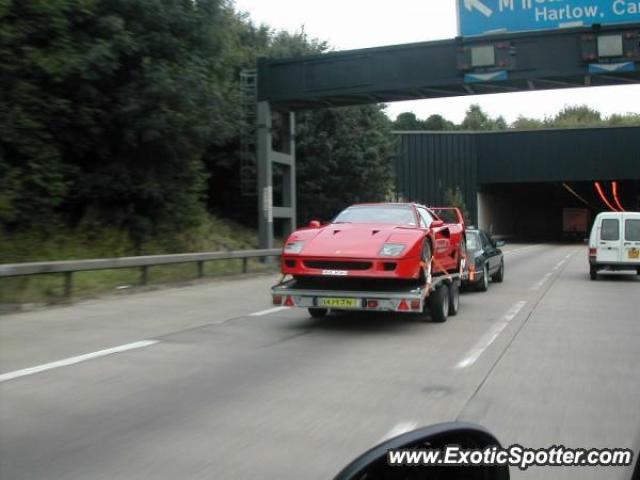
(394, 127, 640, 242)
(477, 181, 640, 241)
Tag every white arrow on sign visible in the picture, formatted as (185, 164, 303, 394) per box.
(464, 0, 493, 17)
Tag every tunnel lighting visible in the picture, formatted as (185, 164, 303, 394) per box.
(594, 182, 619, 212)
(562, 183, 591, 208)
(597, 35, 624, 58)
(471, 45, 496, 67)
(611, 182, 626, 212)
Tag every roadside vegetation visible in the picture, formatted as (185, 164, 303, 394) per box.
(0, 216, 276, 304)
(1, 0, 392, 303)
(393, 105, 640, 131)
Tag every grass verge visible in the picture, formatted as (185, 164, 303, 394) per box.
(1, 216, 279, 305)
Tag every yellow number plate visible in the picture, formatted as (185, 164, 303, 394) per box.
(318, 298, 360, 308)
(629, 248, 640, 260)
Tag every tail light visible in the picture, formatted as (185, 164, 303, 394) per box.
(367, 300, 379, 309)
(273, 295, 283, 305)
(589, 248, 597, 258)
(469, 264, 476, 281)
(410, 300, 422, 311)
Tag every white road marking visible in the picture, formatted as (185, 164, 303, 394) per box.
(0, 340, 159, 384)
(456, 301, 527, 369)
(380, 421, 419, 442)
(531, 272, 553, 291)
(503, 245, 541, 256)
(250, 306, 290, 317)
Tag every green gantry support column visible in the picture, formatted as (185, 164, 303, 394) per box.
(257, 101, 296, 250)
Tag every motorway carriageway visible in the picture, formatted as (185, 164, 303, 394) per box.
(0, 244, 639, 480)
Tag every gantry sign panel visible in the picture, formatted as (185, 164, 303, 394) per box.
(256, 24, 640, 249)
(457, 0, 640, 37)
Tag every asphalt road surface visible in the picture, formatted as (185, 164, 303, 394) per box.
(1, 244, 639, 480)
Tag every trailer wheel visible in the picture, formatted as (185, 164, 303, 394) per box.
(448, 281, 460, 316)
(308, 308, 328, 319)
(429, 284, 449, 323)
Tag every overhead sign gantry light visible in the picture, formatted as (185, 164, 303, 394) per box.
(458, 0, 640, 37)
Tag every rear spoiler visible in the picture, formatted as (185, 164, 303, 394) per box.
(429, 207, 465, 227)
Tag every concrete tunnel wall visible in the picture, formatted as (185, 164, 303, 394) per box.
(477, 191, 516, 236)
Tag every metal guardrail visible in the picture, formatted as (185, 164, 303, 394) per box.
(0, 249, 282, 297)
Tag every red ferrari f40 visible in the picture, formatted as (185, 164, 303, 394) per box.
(281, 203, 467, 282)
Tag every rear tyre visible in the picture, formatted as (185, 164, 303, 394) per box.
(308, 308, 328, 319)
(476, 264, 489, 292)
(637, 268, 640, 276)
(492, 260, 505, 283)
(590, 266, 597, 281)
(429, 284, 450, 323)
(448, 281, 460, 317)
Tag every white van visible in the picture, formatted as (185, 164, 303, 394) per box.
(588, 212, 640, 280)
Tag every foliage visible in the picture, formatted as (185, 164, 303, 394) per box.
(393, 112, 455, 131)
(1, 0, 239, 242)
(0, 214, 273, 303)
(296, 105, 394, 223)
(460, 105, 507, 131)
(393, 104, 640, 132)
(206, 23, 394, 226)
(443, 186, 470, 225)
(394, 112, 423, 131)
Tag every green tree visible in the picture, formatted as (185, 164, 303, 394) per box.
(511, 116, 545, 130)
(1, 0, 239, 244)
(206, 23, 394, 226)
(551, 105, 602, 128)
(460, 104, 506, 131)
(394, 112, 424, 131)
(296, 105, 394, 223)
(607, 113, 640, 126)
(423, 114, 456, 131)
(444, 186, 470, 225)
(393, 112, 456, 131)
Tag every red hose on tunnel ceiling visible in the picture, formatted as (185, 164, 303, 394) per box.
(594, 182, 619, 212)
(611, 182, 626, 212)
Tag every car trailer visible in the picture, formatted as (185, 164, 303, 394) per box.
(271, 271, 462, 323)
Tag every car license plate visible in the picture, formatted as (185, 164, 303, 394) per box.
(322, 270, 348, 276)
(629, 248, 640, 260)
(318, 298, 360, 308)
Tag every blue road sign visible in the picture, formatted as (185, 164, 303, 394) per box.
(458, 0, 640, 37)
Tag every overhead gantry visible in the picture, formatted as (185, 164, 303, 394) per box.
(256, 23, 640, 248)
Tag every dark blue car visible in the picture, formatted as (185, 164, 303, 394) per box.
(463, 229, 505, 291)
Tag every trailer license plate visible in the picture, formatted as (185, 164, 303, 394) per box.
(629, 248, 639, 260)
(318, 298, 360, 308)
